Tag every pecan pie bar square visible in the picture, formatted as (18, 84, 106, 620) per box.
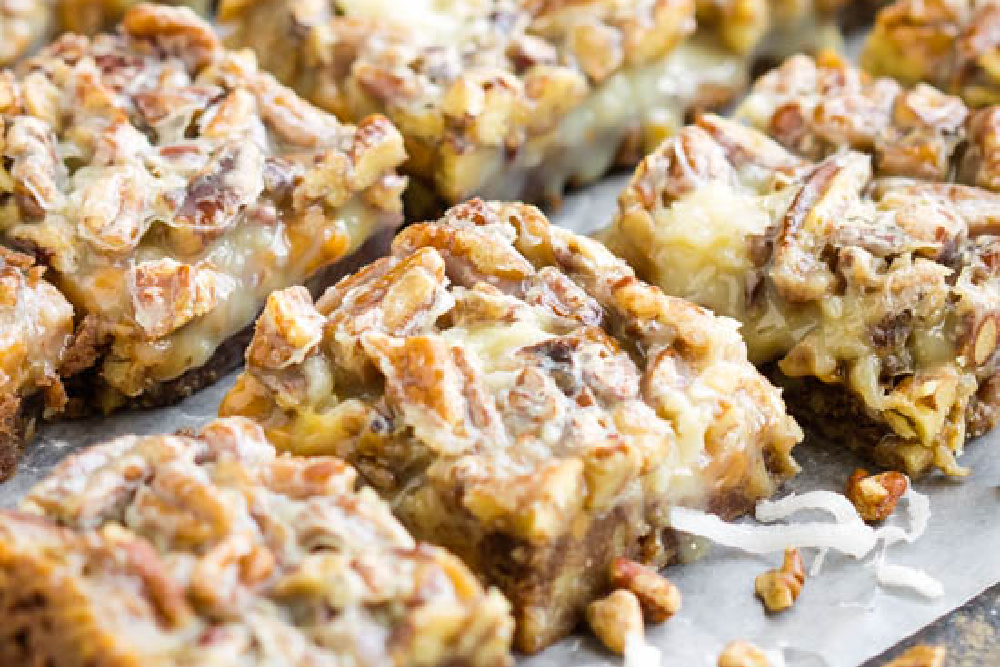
(0, 248, 74, 479)
(220, 199, 802, 652)
(0, 5, 407, 412)
(217, 0, 753, 209)
(0, 416, 514, 667)
(602, 112, 999, 476)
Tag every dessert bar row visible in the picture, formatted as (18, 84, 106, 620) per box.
(0, 2, 998, 666)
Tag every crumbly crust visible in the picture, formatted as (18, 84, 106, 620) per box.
(0, 416, 514, 667)
(604, 111, 1000, 476)
(862, 0, 1000, 107)
(0, 248, 74, 479)
(738, 52, 1000, 190)
(221, 199, 802, 652)
(216, 0, 766, 207)
(0, 5, 406, 411)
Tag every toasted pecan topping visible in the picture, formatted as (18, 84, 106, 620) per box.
(4, 417, 514, 667)
(1, 5, 405, 405)
(607, 104, 1000, 476)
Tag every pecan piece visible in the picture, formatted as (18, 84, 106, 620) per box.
(586, 589, 643, 655)
(845, 468, 908, 523)
(754, 548, 805, 612)
(718, 640, 770, 667)
(77, 166, 149, 253)
(130, 259, 232, 339)
(122, 5, 222, 70)
(168, 142, 265, 232)
(609, 557, 681, 623)
(247, 287, 325, 370)
(969, 314, 999, 366)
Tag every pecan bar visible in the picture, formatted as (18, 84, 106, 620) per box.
(862, 0, 1000, 107)
(216, 0, 760, 210)
(0, 416, 514, 667)
(603, 113, 1000, 476)
(738, 52, 1000, 190)
(0, 5, 406, 412)
(220, 199, 803, 652)
(0, 248, 74, 479)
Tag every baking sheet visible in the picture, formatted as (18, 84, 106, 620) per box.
(1, 173, 998, 667)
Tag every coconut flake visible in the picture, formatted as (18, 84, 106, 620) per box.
(876, 563, 944, 599)
(756, 490, 862, 524)
(669, 480, 944, 603)
(809, 548, 829, 576)
(668, 506, 877, 558)
(624, 634, 662, 667)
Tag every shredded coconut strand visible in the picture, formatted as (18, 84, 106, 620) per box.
(668, 481, 945, 599)
(669, 505, 877, 558)
(876, 563, 945, 599)
(756, 490, 862, 524)
(624, 633, 663, 667)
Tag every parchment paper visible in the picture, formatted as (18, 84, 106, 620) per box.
(1, 157, 997, 667)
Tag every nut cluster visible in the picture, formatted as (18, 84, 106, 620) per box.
(586, 558, 683, 654)
(754, 549, 806, 613)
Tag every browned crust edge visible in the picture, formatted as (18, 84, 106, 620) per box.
(0, 394, 42, 482)
(397, 477, 770, 654)
(767, 365, 998, 473)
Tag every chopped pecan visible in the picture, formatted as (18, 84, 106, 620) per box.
(845, 468, 908, 522)
(122, 4, 222, 70)
(130, 259, 231, 339)
(754, 548, 805, 612)
(247, 287, 325, 370)
(718, 640, 770, 667)
(609, 557, 682, 623)
(586, 589, 644, 655)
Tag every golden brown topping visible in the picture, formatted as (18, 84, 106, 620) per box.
(586, 589, 644, 655)
(1, 5, 405, 407)
(881, 645, 947, 667)
(754, 548, 805, 612)
(223, 199, 802, 651)
(607, 97, 1000, 476)
(718, 640, 771, 667)
(609, 557, 682, 623)
(7, 417, 515, 667)
(845, 469, 908, 522)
